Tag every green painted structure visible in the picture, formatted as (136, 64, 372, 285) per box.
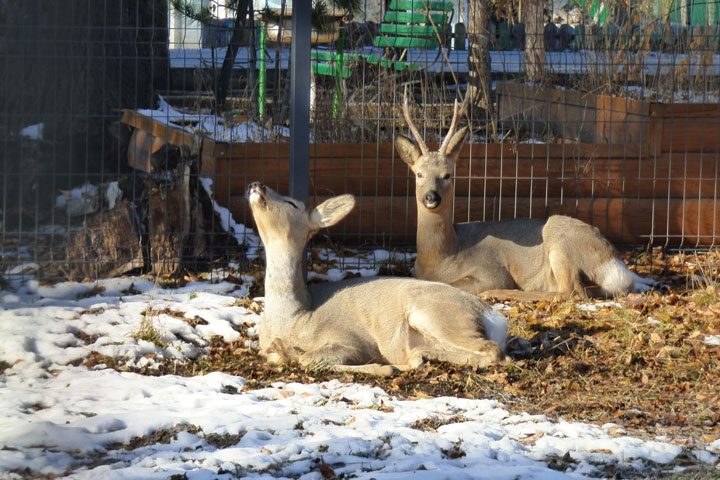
(577, 0, 719, 26)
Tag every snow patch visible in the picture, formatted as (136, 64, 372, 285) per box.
(20, 123, 44, 140)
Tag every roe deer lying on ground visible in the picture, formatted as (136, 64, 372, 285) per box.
(247, 182, 508, 376)
(395, 93, 655, 300)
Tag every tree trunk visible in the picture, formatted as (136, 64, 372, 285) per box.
(467, 0, 497, 139)
(524, 0, 546, 83)
(216, 0, 252, 112)
(67, 200, 145, 280)
(1, 0, 168, 226)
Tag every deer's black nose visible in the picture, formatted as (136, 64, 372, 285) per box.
(247, 182, 265, 197)
(423, 191, 441, 209)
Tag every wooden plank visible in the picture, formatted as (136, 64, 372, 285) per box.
(222, 193, 719, 247)
(497, 82, 720, 153)
(127, 129, 166, 173)
(346, 102, 459, 129)
(120, 110, 195, 149)
(202, 143, 717, 201)
(458, 152, 718, 199)
(227, 193, 419, 244)
(596, 95, 650, 145)
(202, 139, 649, 163)
(468, 197, 719, 247)
(652, 103, 720, 153)
(497, 81, 652, 145)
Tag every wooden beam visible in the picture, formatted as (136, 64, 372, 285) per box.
(223, 194, 719, 246)
(201, 145, 718, 201)
(120, 110, 196, 148)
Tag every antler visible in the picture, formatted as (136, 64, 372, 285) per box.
(401, 86, 430, 156)
(439, 93, 470, 156)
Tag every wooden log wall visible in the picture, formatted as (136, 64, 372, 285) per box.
(121, 109, 719, 248)
(497, 81, 720, 152)
(200, 141, 720, 247)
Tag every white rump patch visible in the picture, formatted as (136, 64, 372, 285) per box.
(483, 309, 508, 352)
(596, 258, 635, 296)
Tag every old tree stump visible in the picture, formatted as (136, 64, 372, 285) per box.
(67, 130, 242, 281)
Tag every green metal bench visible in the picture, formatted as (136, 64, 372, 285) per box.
(310, 31, 351, 118)
(374, 0, 454, 53)
(260, 2, 455, 119)
(311, 0, 457, 83)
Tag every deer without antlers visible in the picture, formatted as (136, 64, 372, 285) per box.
(247, 182, 508, 376)
(395, 91, 655, 300)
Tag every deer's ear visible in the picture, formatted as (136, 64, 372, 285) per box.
(446, 126, 469, 164)
(310, 194, 356, 230)
(395, 134, 423, 169)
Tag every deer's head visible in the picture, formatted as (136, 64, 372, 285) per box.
(247, 182, 355, 250)
(395, 89, 469, 211)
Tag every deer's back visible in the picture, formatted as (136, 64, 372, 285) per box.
(308, 276, 488, 323)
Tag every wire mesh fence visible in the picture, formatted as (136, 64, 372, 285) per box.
(1, 0, 719, 283)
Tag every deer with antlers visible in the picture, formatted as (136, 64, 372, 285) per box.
(247, 182, 508, 375)
(395, 91, 655, 300)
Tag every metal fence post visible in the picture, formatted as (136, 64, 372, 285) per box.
(289, 0, 311, 205)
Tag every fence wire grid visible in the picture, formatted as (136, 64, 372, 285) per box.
(1, 0, 719, 282)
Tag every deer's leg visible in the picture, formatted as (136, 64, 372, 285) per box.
(407, 309, 505, 365)
(409, 344, 504, 368)
(547, 249, 586, 296)
(480, 289, 567, 302)
(405, 315, 505, 367)
(263, 338, 290, 364)
(299, 345, 403, 376)
(450, 273, 516, 296)
(299, 344, 363, 365)
(333, 363, 401, 376)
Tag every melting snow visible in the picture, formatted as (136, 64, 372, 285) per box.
(136, 96, 289, 143)
(1, 260, 717, 478)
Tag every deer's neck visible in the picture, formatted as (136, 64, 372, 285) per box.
(263, 244, 311, 317)
(416, 202, 458, 268)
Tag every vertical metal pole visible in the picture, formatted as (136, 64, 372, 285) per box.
(289, 0, 311, 204)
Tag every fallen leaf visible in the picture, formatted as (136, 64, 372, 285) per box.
(649, 332, 664, 344)
(520, 431, 545, 445)
(318, 457, 336, 479)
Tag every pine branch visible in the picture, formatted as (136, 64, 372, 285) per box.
(170, 0, 215, 24)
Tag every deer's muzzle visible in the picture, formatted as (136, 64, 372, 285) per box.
(423, 191, 441, 209)
(247, 182, 267, 205)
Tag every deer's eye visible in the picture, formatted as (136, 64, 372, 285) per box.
(417, 172, 423, 179)
(285, 200, 298, 209)
(443, 174, 451, 180)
